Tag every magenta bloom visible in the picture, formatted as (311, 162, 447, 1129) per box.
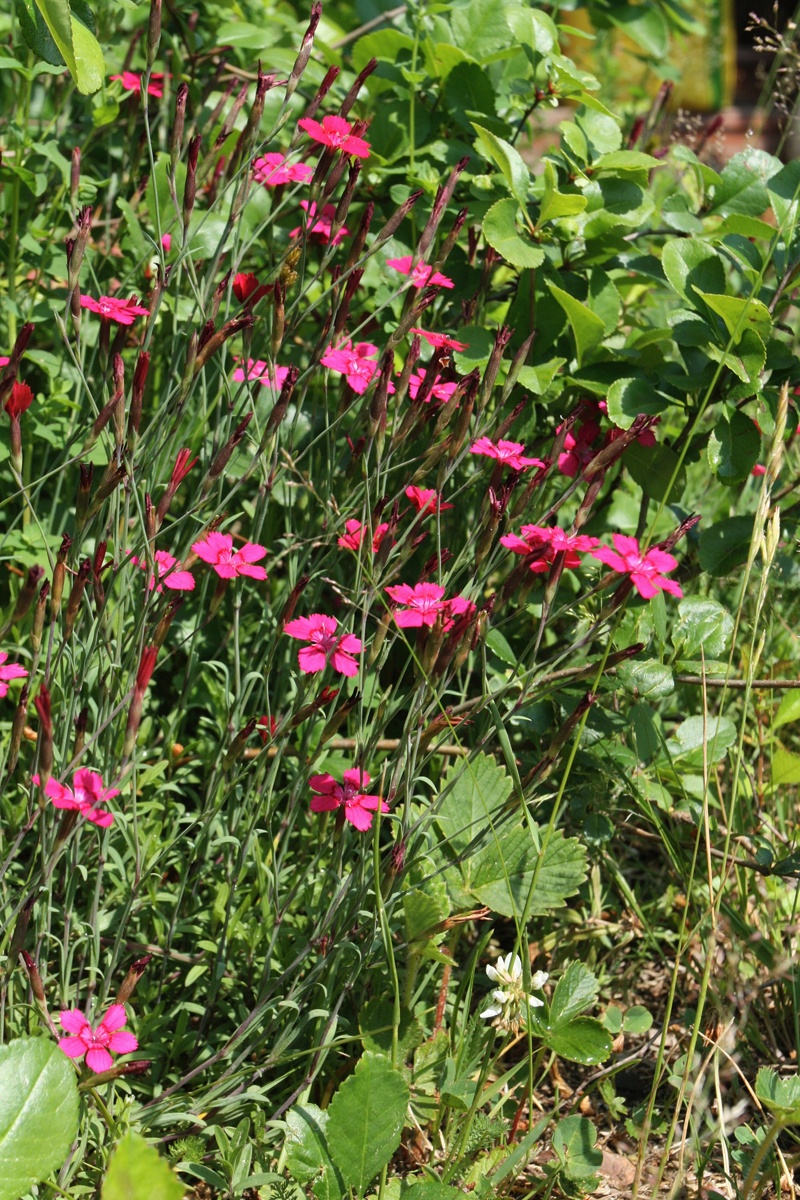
(501, 525, 598, 572)
(131, 550, 195, 593)
(386, 257, 454, 290)
(298, 114, 371, 159)
(405, 486, 453, 515)
(0, 651, 28, 698)
(284, 613, 363, 677)
(290, 201, 350, 246)
(191, 532, 268, 580)
(253, 152, 314, 187)
(337, 519, 390, 552)
(410, 328, 469, 351)
(233, 359, 290, 391)
(592, 534, 683, 600)
(385, 582, 449, 628)
(111, 71, 165, 98)
(34, 768, 120, 828)
(59, 1004, 138, 1074)
(407, 371, 458, 403)
(321, 341, 394, 395)
(233, 273, 272, 305)
(470, 438, 545, 472)
(309, 768, 389, 832)
(80, 295, 150, 326)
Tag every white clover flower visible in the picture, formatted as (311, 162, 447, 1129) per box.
(480, 953, 549, 1034)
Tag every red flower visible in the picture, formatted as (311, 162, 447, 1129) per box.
(111, 71, 165, 98)
(59, 1004, 138, 1073)
(298, 114, 371, 159)
(290, 201, 350, 246)
(257, 715, 278, 743)
(591, 534, 682, 600)
(337, 519, 391, 552)
(500, 525, 598, 573)
(283, 613, 363, 677)
(309, 768, 388, 831)
(253, 152, 314, 187)
(387, 256, 454, 290)
(410, 328, 469, 351)
(470, 438, 545, 472)
(80, 295, 150, 326)
(232, 360, 291, 391)
(405, 486, 453, 515)
(130, 550, 195, 593)
(232, 273, 272, 305)
(4, 381, 34, 419)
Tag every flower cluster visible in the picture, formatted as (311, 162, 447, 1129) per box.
(480, 953, 549, 1034)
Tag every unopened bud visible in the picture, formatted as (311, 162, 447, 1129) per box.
(64, 559, 90, 638)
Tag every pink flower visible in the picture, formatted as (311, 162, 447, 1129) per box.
(233, 359, 290, 391)
(405, 486, 453, 515)
(80, 295, 150, 326)
(591, 533, 683, 600)
(385, 582, 449, 628)
(407, 371, 458, 403)
(309, 768, 389, 832)
(34, 767, 120, 828)
(130, 550, 195, 593)
(337, 519, 391, 552)
(161, 232, 172, 253)
(470, 438, 545, 472)
(59, 1004, 138, 1073)
(321, 341, 395, 395)
(410, 328, 469, 351)
(298, 114, 371, 159)
(283, 613, 363, 677)
(558, 418, 602, 477)
(752, 463, 767, 476)
(0, 356, 9, 366)
(290, 201, 350, 246)
(387, 256, 454, 290)
(257, 714, 278, 743)
(191, 532, 268, 580)
(111, 71, 165, 98)
(253, 152, 314, 187)
(500, 525, 598, 572)
(0, 651, 28, 698)
(233, 273, 271, 305)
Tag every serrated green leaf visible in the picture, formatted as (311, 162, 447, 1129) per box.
(756, 1067, 800, 1116)
(708, 149, 782, 217)
(285, 1105, 344, 1200)
(471, 823, 586, 918)
(772, 746, 800, 787)
(33, 0, 104, 93)
(0, 1038, 79, 1200)
(692, 291, 772, 340)
(102, 1132, 184, 1200)
(605, 376, 670, 429)
(546, 1017, 612, 1066)
(327, 1053, 409, 1196)
(661, 239, 726, 305)
(546, 281, 605, 365)
(359, 999, 423, 1060)
(483, 198, 544, 269)
(665, 715, 737, 765)
(672, 596, 734, 660)
(549, 961, 599, 1026)
(435, 753, 510, 859)
(616, 660, 674, 699)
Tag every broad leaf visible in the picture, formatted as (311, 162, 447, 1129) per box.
(435, 753, 510, 858)
(697, 516, 754, 576)
(772, 746, 800, 787)
(102, 1132, 183, 1200)
(359, 998, 423, 1061)
(538, 161, 587, 224)
(616, 660, 674, 699)
(661, 240, 726, 305)
(546, 1017, 612, 1066)
(546, 281, 605, 365)
(624, 442, 686, 504)
(756, 1067, 800, 1117)
(483, 198, 544, 269)
(285, 1105, 345, 1200)
(553, 1115, 604, 1180)
(0, 1037, 79, 1200)
(549, 961, 599, 1026)
(692, 292, 772, 340)
(708, 408, 761, 484)
(707, 149, 782, 217)
(605, 376, 670, 428)
(32, 0, 104, 93)
(773, 690, 800, 731)
(672, 596, 733, 660)
(327, 1053, 409, 1197)
(664, 715, 737, 765)
(471, 124, 530, 209)
(471, 823, 587, 918)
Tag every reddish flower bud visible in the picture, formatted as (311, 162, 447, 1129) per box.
(5, 381, 33, 420)
(232, 272, 272, 306)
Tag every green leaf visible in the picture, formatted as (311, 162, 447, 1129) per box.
(665, 715, 737, 765)
(772, 746, 800, 787)
(451, 0, 512, 59)
(708, 149, 783, 217)
(404, 1185, 464, 1199)
(546, 281, 605, 365)
(435, 752, 509, 858)
(608, 4, 669, 56)
(546, 1017, 612, 1067)
(327, 1053, 409, 1197)
(549, 961, 599, 1026)
(538, 161, 587, 225)
(692, 292, 773, 340)
(359, 999, 423, 1060)
(445, 63, 497, 130)
(515, 358, 565, 394)
(623, 1005, 653, 1034)
(471, 128, 530, 208)
(706, 329, 766, 389)
(661, 240, 726, 306)
(672, 596, 734, 660)
(483, 199, 544, 269)
(605, 376, 670, 429)
(471, 824, 587, 918)
(767, 159, 800, 225)
(285, 1105, 345, 1200)
(102, 1132, 184, 1200)
(755, 1067, 800, 1117)
(708, 408, 761, 485)
(506, 6, 558, 55)
(773, 690, 800, 730)
(0, 1037, 79, 1200)
(624, 442, 686, 504)
(32, 0, 104, 93)
(616, 660, 675, 699)
(553, 1115, 604, 1180)
(697, 516, 754, 576)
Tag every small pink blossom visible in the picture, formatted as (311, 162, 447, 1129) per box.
(253, 152, 314, 187)
(284, 613, 363, 677)
(407, 371, 458, 403)
(33, 768, 120, 828)
(337, 519, 391, 552)
(233, 359, 290, 391)
(321, 341, 395, 395)
(385, 582, 448, 628)
(470, 438, 545, 472)
(410, 328, 468, 351)
(111, 71, 165, 98)
(298, 114, 371, 159)
(80, 295, 150, 326)
(59, 1005, 138, 1073)
(309, 768, 389, 831)
(387, 256, 454, 290)
(161, 232, 172, 253)
(191, 532, 268, 580)
(0, 651, 27, 698)
(405, 486, 454, 515)
(752, 463, 767, 476)
(290, 201, 350, 246)
(558, 418, 602, 477)
(131, 550, 195, 593)
(591, 533, 682, 600)
(500, 525, 598, 572)
(257, 714, 278, 743)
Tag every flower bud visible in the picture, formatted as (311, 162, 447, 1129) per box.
(50, 534, 73, 620)
(202, 412, 253, 493)
(64, 559, 90, 639)
(146, 0, 161, 67)
(182, 135, 202, 233)
(116, 955, 152, 1005)
(70, 147, 81, 206)
(128, 350, 150, 444)
(33, 686, 53, 790)
(170, 83, 188, 173)
(8, 684, 29, 774)
(123, 645, 158, 757)
(31, 581, 48, 654)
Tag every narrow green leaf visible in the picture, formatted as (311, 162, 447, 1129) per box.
(545, 281, 605, 365)
(0, 1038, 79, 1200)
